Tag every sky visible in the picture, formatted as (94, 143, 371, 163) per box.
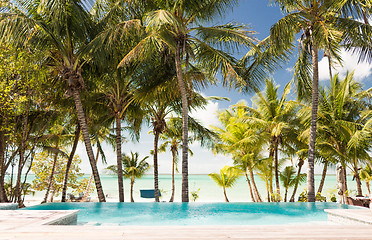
(77, 0, 372, 175)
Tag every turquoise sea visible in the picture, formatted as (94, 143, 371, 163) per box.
(20, 174, 368, 203)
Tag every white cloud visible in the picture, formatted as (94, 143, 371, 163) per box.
(190, 101, 221, 128)
(318, 49, 372, 81)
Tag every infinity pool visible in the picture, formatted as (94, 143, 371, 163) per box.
(24, 202, 357, 225)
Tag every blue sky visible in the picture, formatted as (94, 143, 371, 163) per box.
(77, 0, 372, 174)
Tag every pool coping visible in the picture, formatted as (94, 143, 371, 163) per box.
(2, 208, 372, 239)
(0, 210, 79, 231)
(325, 208, 372, 225)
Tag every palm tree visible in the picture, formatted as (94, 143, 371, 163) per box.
(244, 79, 296, 201)
(100, 72, 144, 202)
(213, 103, 265, 202)
(360, 165, 372, 196)
(61, 122, 80, 202)
(40, 123, 71, 203)
(158, 118, 185, 203)
(106, 152, 149, 202)
(270, 0, 372, 202)
(256, 157, 274, 202)
(280, 166, 306, 202)
(159, 115, 217, 202)
(208, 166, 242, 202)
(0, 0, 108, 201)
(119, 1, 262, 202)
(123, 152, 150, 202)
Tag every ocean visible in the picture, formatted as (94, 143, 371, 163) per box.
(19, 174, 368, 203)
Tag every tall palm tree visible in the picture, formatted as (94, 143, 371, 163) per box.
(159, 115, 217, 202)
(208, 166, 242, 202)
(213, 103, 265, 202)
(270, 0, 372, 202)
(119, 1, 262, 202)
(40, 123, 71, 203)
(244, 79, 296, 201)
(158, 118, 186, 203)
(0, 0, 108, 201)
(100, 71, 144, 202)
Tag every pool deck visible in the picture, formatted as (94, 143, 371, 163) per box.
(1, 209, 372, 239)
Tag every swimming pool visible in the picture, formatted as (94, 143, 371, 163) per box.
(24, 202, 358, 225)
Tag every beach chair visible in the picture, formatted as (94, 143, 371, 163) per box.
(140, 189, 161, 198)
(67, 192, 84, 202)
(346, 197, 365, 207)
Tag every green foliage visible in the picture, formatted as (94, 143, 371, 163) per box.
(298, 189, 327, 202)
(106, 152, 150, 181)
(31, 151, 86, 197)
(208, 166, 242, 189)
(190, 188, 200, 202)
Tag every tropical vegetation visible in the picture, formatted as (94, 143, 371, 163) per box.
(0, 0, 372, 206)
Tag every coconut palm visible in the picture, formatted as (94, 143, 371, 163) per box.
(270, 0, 372, 202)
(158, 119, 182, 202)
(213, 103, 265, 202)
(40, 123, 71, 203)
(280, 166, 306, 202)
(208, 166, 242, 202)
(360, 165, 372, 195)
(119, 0, 263, 202)
(99, 71, 145, 202)
(0, 0, 109, 201)
(123, 152, 150, 202)
(159, 115, 217, 202)
(244, 79, 296, 201)
(106, 152, 149, 202)
(299, 72, 371, 200)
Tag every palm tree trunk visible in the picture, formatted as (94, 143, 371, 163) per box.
(223, 187, 229, 202)
(307, 43, 319, 203)
(354, 164, 363, 196)
(274, 139, 280, 201)
(248, 167, 262, 202)
(284, 188, 288, 202)
(50, 184, 55, 202)
(116, 117, 124, 202)
(317, 161, 328, 195)
(71, 88, 105, 202)
(42, 150, 59, 204)
(265, 180, 270, 202)
(15, 110, 28, 208)
(153, 131, 160, 202)
(343, 166, 348, 199)
(61, 123, 80, 202)
(169, 148, 176, 202)
(0, 127, 8, 202)
(269, 150, 274, 202)
(130, 175, 134, 202)
(244, 172, 255, 202)
(366, 181, 371, 195)
(289, 158, 304, 202)
(83, 146, 100, 199)
(175, 43, 189, 202)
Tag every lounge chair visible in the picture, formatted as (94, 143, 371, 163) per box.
(140, 189, 161, 198)
(67, 192, 84, 202)
(346, 197, 366, 207)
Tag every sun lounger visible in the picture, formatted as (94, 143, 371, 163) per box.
(67, 192, 84, 202)
(346, 196, 367, 207)
(140, 189, 161, 198)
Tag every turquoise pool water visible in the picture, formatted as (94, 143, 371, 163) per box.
(24, 202, 357, 225)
